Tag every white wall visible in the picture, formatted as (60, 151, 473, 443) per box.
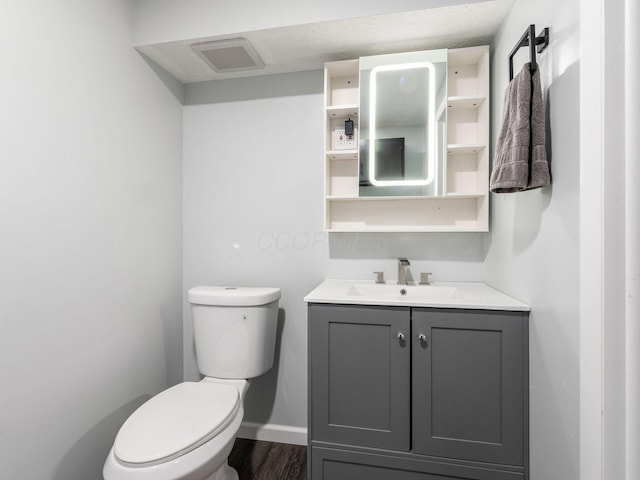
(486, 1, 580, 479)
(579, 0, 640, 478)
(625, 3, 640, 478)
(183, 73, 487, 440)
(183, 72, 327, 436)
(0, 1, 183, 479)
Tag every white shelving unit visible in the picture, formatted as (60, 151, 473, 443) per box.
(323, 46, 490, 232)
(445, 46, 490, 230)
(324, 59, 359, 208)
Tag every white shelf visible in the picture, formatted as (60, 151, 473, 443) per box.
(326, 195, 359, 201)
(445, 192, 486, 198)
(447, 95, 486, 110)
(447, 144, 486, 155)
(327, 150, 358, 160)
(328, 194, 484, 202)
(326, 226, 489, 233)
(326, 105, 359, 118)
(325, 195, 489, 232)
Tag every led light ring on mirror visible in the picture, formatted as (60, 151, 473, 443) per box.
(369, 61, 436, 187)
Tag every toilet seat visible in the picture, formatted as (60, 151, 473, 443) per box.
(113, 382, 240, 467)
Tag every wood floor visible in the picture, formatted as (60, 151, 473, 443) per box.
(228, 438, 307, 480)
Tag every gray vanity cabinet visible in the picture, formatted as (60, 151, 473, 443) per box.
(308, 303, 529, 480)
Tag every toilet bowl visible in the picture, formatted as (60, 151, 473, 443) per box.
(103, 286, 281, 480)
(104, 378, 248, 480)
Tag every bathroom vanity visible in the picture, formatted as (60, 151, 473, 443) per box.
(304, 280, 530, 480)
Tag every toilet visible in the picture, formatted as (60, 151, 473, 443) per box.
(103, 286, 281, 480)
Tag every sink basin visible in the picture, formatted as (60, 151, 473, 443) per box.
(304, 279, 531, 311)
(347, 283, 461, 301)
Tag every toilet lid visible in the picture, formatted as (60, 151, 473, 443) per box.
(114, 382, 239, 466)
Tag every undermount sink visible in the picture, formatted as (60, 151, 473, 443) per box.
(346, 283, 461, 301)
(304, 279, 531, 311)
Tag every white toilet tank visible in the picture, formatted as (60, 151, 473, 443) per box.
(187, 286, 281, 379)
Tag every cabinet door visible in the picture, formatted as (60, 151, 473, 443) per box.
(309, 304, 410, 451)
(412, 308, 528, 466)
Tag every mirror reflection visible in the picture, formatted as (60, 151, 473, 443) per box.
(359, 49, 447, 197)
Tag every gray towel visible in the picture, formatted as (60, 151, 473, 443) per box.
(490, 63, 550, 193)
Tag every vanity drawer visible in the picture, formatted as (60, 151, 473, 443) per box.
(312, 447, 525, 480)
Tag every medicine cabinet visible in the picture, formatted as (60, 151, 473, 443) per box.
(359, 49, 447, 198)
(323, 46, 489, 232)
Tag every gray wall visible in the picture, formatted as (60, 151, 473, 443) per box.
(486, 1, 580, 479)
(0, 1, 183, 478)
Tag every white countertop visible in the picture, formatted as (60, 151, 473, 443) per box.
(304, 279, 530, 311)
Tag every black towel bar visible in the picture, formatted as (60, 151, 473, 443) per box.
(509, 24, 550, 80)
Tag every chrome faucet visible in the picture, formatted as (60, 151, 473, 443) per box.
(398, 257, 411, 285)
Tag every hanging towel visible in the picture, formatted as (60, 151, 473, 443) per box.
(490, 62, 550, 193)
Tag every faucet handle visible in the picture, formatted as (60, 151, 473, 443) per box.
(419, 272, 432, 285)
(374, 271, 385, 284)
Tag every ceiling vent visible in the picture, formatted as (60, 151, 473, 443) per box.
(191, 38, 265, 73)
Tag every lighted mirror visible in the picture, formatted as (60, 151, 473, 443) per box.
(359, 49, 447, 197)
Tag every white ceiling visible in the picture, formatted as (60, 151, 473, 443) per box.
(136, 0, 512, 84)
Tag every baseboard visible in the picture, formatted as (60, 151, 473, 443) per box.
(237, 421, 308, 446)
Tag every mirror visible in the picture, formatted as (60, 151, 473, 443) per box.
(359, 49, 447, 197)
